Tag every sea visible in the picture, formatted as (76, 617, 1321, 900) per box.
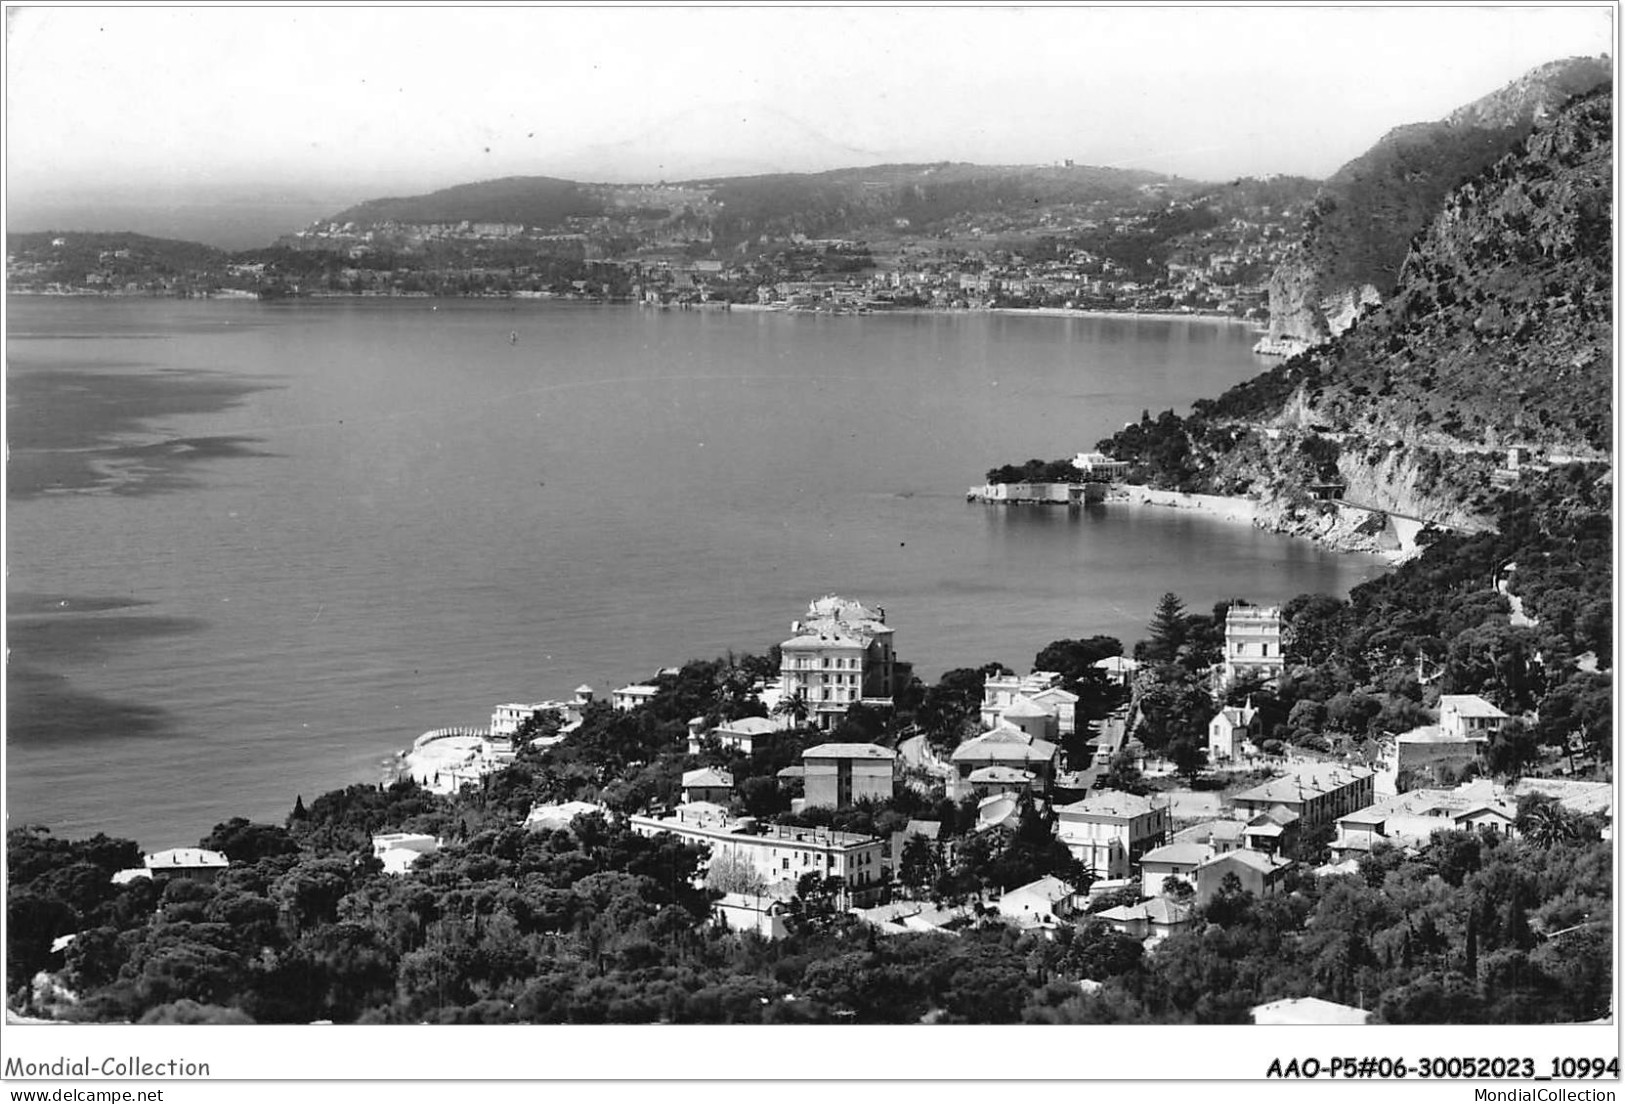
(5, 296, 1390, 849)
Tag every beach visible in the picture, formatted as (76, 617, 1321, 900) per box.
(1109, 484, 1261, 525)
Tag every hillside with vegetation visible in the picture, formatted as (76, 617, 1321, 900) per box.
(1078, 85, 1612, 540)
(5, 232, 227, 292)
(328, 175, 607, 228)
(1212, 86, 1612, 451)
(1262, 55, 1611, 350)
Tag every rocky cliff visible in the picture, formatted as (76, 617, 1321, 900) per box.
(1112, 86, 1614, 552)
(1259, 56, 1611, 353)
(1227, 84, 1613, 451)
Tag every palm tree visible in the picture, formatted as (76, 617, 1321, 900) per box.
(1520, 800, 1579, 847)
(773, 689, 810, 728)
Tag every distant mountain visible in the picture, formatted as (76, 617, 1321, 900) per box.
(1260, 56, 1612, 354)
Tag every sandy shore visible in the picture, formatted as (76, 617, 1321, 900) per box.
(729, 302, 1262, 327)
(990, 306, 1262, 328)
(1110, 484, 1259, 524)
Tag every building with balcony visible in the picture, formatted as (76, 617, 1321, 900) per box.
(778, 596, 896, 730)
(1221, 604, 1284, 688)
(1053, 790, 1171, 879)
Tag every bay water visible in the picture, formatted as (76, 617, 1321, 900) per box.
(5, 297, 1388, 848)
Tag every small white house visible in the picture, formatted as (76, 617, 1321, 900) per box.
(715, 892, 790, 940)
(611, 684, 661, 712)
(372, 833, 440, 875)
(144, 848, 230, 882)
(995, 875, 1079, 929)
(1437, 695, 1509, 742)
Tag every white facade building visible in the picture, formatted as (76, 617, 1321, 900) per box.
(1222, 605, 1284, 687)
(778, 596, 896, 730)
(629, 806, 886, 907)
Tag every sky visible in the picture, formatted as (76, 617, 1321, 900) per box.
(4, 5, 1616, 240)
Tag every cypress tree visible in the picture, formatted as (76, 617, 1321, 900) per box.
(1145, 592, 1188, 663)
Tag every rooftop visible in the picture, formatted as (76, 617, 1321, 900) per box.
(781, 631, 867, 651)
(1056, 790, 1163, 820)
(717, 716, 779, 736)
(1396, 724, 1469, 745)
(1140, 842, 1215, 867)
(1232, 763, 1373, 806)
(805, 595, 886, 623)
(999, 875, 1076, 905)
(802, 742, 895, 761)
(1512, 777, 1613, 815)
(1101, 898, 1196, 925)
(1252, 997, 1371, 1026)
(1001, 696, 1051, 719)
(1340, 780, 1504, 825)
(1439, 694, 1510, 719)
(145, 848, 229, 871)
(1198, 849, 1293, 875)
(952, 725, 1059, 763)
(968, 766, 1036, 784)
(682, 767, 734, 788)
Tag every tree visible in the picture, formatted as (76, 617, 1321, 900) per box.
(917, 666, 1000, 753)
(1033, 637, 1123, 687)
(1140, 592, 1188, 664)
(898, 835, 939, 898)
(1515, 795, 1593, 847)
(705, 850, 768, 896)
(1283, 593, 1351, 667)
(1483, 719, 1539, 778)
(773, 690, 810, 728)
(1131, 666, 1214, 755)
(199, 818, 299, 864)
(1167, 737, 1207, 781)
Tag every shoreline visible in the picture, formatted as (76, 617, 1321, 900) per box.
(8, 290, 1266, 330)
(1109, 483, 1260, 525)
(988, 306, 1263, 329)
(1110, 483, 1411, 564)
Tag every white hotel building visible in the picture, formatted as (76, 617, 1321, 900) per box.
(629, 804, 886, 907)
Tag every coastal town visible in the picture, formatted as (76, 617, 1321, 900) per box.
(6, 25, 1613, 1036)
(4, 173, 1309, 325)
(380, 593, 1606, 952)
(25, 558, 1606, 1025)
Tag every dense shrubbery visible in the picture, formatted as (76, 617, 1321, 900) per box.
(12, 792, 1606, 1024)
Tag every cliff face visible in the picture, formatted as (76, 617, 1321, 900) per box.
(1307, 88, 1614, 452)
(1224, 85, 1613, 451)
(1261, 256, 1378, 354)
(1260, 56, 1611, 352)
(1183, 85, 1613, 551)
